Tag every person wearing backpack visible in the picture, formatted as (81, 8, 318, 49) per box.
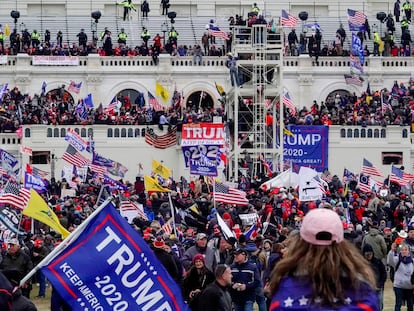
(387, 243, 414, 311)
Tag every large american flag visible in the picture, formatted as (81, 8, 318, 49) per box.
(208, 25, 229, 40)
(0, 182, 31, 210)
(145, 127, 177, 149)
(161, 218, 173, 234)
(62, 144, 91, 167)
(104, 96, 121, 114)
(26, 163, 49, 178)
(390, 165, 406, 186)
(282, 91, 296, 115)
(344, 74, 363, 87)
(281, 9, 298, 28)
(362, 158, 383, 177)
(347, 9, 366, 27)
(148, 91, 164, 111)
(214, 182, 249, 206)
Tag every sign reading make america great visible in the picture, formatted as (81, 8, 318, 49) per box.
(283, 125, 328, 172)
(41, 203, 188, 311)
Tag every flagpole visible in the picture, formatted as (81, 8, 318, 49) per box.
(20, 197, 113, 286)
(94, 182, 105, 209)
(167, 193, 177, 237)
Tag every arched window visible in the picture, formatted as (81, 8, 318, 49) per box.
(361, 128, 366, 138)
(114, 128, 120, 137)
(403, 128, 408, 138)
(121, 128, 127, 137)
(88, 128, 93, 137)
(340, 128, 346, 138)
(128, 128, 133, 137)
(374, 129, 379, 138)
(380, 129, 386, 138)
(367, 129, 373, 138)
(47, 128, 52, 137)
(347, 129, 352, 137)
(25, 128, 31, 138)
(135, 128, 141, 137)
(81, 128, 87, 137)
(107, 128, 113, 137)
(60, 128, 66, 137)
(53, 128, 59, 137)
(354, 129, 359, 138)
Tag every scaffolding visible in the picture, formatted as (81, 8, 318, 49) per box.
(226, 24, 284, 182)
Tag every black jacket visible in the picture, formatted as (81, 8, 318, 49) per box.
(198, 281, 232, 311)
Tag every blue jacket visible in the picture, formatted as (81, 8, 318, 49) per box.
(269, 276, 379, 311)
(230, 260, 261, 303)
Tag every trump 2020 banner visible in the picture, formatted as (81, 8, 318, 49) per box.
(283, 125, 328, 172)
(41, 203, 188, 311)
(181, 123, 225, 175)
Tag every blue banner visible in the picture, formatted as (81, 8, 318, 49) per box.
(189, 153, 219, 176)
(0, 149, 18, 169)
(41, 203, 188, 311)
(283, 126, 328, 172)
(92, 153, 114, 168)
(24, 173, 48, 192)
(182, 145, 221, 168)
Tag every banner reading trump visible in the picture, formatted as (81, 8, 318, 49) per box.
(283, 125, 328, 172)
(40, 203, 188, 311)
(181, 123, 225, 174)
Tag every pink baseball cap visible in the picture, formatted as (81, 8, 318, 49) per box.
(300, 208, 344, 246)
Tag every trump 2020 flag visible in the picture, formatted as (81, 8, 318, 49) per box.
(40, 203, 188, 311)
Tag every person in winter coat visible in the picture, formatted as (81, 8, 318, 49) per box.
(363, 244, 387, 310)
(197, 264, 233, 311)
(182, 233, 217, 273)
(388, 243, 414, 311)
(361, 222, 387, 260)
(230, 247, 262, 311)
(182, 253, 215, 310)
(267, 208, 379, 311)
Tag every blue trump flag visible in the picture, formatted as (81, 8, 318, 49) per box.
(38, 201, 189, 311)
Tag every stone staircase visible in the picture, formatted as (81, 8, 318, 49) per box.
(0, 10, 411, 53)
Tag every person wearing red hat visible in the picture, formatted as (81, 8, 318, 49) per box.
(31, 239, 49, 298)
(182, 253, 215, 310)
(152, 236, 180, 282)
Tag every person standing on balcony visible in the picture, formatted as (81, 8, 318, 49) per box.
(141, 27, 151, 47)
(373, 30, 381, 56)
(395, 0, 401, 22)
(287, 29, 298, 56)
(226, 52, 241, 87)
(202, 32, 209, 55)
(168, 27, 179, 46)
(403, 0, 412, 21)
(77, 29, 88, 50)
(251, 3, 260, 16)
(161, 0, 170, 16)
(31, 30, 41, 48)
(117, 28, 128, 45)
(44, 29, 51, 46)
(141, 0, 150, 20)
(118, 0, 137, 21)
(56, 30, 63, 47)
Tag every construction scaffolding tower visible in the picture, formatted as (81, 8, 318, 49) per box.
(226, 24, 284, 182)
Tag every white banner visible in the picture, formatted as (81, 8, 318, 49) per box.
(32, 56, 79, 66)
(238, 213, 258, 226)
(0, 55, 7, 64)
(20, 145, 32, 155)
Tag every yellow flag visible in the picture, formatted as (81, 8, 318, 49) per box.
(23, 189, 70, 238)
(144, 175, 171, 192)
(215, 82, 225, 96)
(283, 127, 294, 137)
(155, 82, 170, 103)
(5, 24, 10, 36)
(152, 159, 171, 179)
(189, 203, 200, 215)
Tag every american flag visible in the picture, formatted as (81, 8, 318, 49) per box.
(214, 182, 249, 206)
(0, 167, 7, 176)
(145, 127, 177, 149)
(347, 9, 366, 27)
(67, 81, 82, 94)
(321, 169, 332, 183)
(88, 163, 107, 178)
(26, 164, 49, 178)
(62, 144, 91, 167)
(0, 182, 31, 210)
(104, 96, 121, 113)
(148, 91, 164, 111)
(403, 172, 414, 184)
(313, 175, 327, 195)
(381, 91, 392, 112)
(161, 218, 173, 234)
(120, 199, 148, 221)
(0, 83, 8, 102)
(358, 173, 372, 193)
(208, 25, 229, 40)
(282, 91, 296, 115)
(362, 158, 383, 177)
(344, 74, 364, 87)
(281, 9, 298, 28)
(390, 165, 407, 186)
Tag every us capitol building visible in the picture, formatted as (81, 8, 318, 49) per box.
(0, 0, 412, 183)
